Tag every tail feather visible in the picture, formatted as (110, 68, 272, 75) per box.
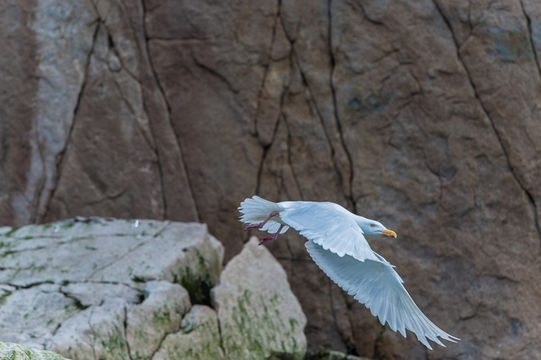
(238, 196, 289, 234)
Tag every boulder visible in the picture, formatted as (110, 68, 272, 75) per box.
(212, 237, 307, 360)
(0, 218, 223, 359)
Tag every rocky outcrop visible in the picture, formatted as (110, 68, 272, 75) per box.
(212, 237, 307, 360)
(0, 218, 306, 360)
(3, 1, 541, 358)
(0, 342, 66, 360)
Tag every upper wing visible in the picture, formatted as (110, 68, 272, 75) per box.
(305, 240, 459, 349)
(279, 201, 377, 262)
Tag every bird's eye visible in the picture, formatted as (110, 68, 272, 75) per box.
(370, 224, 376, 228)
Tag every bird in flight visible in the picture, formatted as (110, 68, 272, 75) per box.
(238, 195, 458, 350)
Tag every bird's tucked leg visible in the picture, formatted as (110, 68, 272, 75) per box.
(244, 210, 280, 230)
(259, 225, 284, 246)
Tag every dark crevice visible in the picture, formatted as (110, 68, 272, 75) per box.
(100, 24, 157, 159)
(6, 280, 54, 290)
(294, 55, 349, 205)
(82, 188, 128, 206)
(104, 29, 142, 85)
(138, 1, 170, 220)
(123, 306, 134, 360)
(59, 289, 91, 311)
(39, 21, 100, 223)
(282, 115, 304, 200)
(255, 117, 283, 196)
(255, 4, 293, 198)
(140, 0, 201, 222)
(51, 323, 62, 338)
(432, 0, 541, 243)
(216, 316, 226, 358)
(327, 0, 356, 211)
(254, 0, 282, 138)
(358, 3, 385, 26)
(63, 280, 143, 293)
(92, 1, 165, 219)
(148, 313, 182, 360)
(255, 58, 293, 196)
(149, 334, 168, 360)
(192, 55, 239, 95)
(33, 147, 47, 224)
(277, 1, 352, 209)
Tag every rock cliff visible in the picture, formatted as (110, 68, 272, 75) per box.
(2, 1, 541, 358)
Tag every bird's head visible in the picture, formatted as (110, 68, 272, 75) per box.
(358, 218, 397, 238)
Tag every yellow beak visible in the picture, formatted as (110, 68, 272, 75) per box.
(381, 229, 397, 238)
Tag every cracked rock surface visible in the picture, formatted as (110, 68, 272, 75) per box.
(3, 1, 541, 358)
(0, 218, 225, 359)
(0, 218, 307, 360)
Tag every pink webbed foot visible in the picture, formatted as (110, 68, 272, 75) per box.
(244, 210, 280, 231)
(258, 224, 284, 246)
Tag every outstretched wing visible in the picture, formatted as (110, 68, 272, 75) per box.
(279, 201, 377, 262)
(305, 240, 459, 349)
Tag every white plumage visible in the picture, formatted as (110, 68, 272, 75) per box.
(239, 196, 458, 350)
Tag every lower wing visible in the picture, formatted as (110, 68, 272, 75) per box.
(305, 240, 459, 350)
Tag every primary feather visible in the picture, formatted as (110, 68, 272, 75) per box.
(305, 240, 458, 350)
(238, 196, 458, 350)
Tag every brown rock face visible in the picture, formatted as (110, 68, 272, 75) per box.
(2, 0, 541, 358)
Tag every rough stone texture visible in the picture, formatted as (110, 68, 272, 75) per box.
(126, 281, 191, 360)
(212, 237, 307, 360)
(0, 218, 224, 359)
(153, 305, 224, 360)
(0, 341, 67, 360)
(2, 1, 541, 358)
(51, 298, 132, 360)
(0, 284, 79, 350)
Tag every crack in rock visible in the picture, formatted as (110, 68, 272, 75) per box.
(433, 0, 541, 244)
(40, 20, 101, 223)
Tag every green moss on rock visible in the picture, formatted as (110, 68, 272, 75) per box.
(220, 289, 303, 360)
(178, 249, 219, 306)
(154, 305, 224, 360)
(100, 325, 130, 359)
(0, 342, 67, 360)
